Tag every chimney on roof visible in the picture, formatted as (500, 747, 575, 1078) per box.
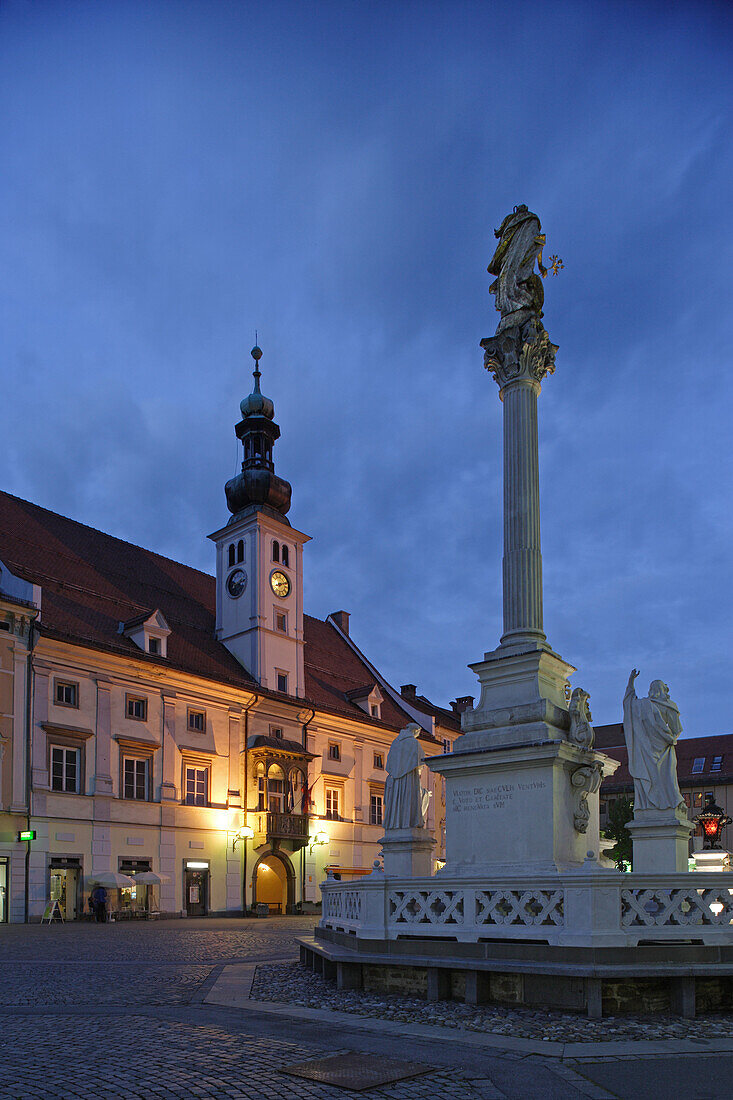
(451, 696, 474, 715)
(401, 684, 417, 700)
(330, 610, 350, 635)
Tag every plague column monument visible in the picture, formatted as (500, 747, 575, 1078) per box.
(430, 206, 616, 874)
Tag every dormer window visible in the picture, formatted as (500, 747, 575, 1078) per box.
(120, 609, 171, 659)
(346, 683, 384, 720)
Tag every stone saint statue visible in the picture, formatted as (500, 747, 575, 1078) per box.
(622, 669, 686, 813)
(384, 723, 432, 830)
(487, 204, 547, 334)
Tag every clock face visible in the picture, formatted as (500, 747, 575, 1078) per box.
(270, 570, 291, 598)
(226, 568, 247, 599)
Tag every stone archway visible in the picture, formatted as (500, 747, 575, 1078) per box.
(251, 849, 295, 915)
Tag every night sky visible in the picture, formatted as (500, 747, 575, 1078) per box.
(2, 0, 731, 735)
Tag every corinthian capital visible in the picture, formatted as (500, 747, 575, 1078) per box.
(481, 317, 558, 391)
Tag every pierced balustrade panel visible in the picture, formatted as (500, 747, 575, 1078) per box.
(322, 888, 362, 924)
(389, 889, 464, 926)
(621, 887, 733, 927)
(475, 889, 564, 927)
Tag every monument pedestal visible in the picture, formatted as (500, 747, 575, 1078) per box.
(380, 828, 435, 877)
(693, 849, 731, 873)
(627, 808, 693, 873)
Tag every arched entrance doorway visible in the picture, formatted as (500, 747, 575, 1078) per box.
(252, 850, 295, 915)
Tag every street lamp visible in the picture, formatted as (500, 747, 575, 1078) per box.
(309, 829, 329, 853)
(232, 824, 255, 851)
(694, 795, 732, 850)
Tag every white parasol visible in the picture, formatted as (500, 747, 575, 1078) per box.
(88, 871, 135, 889)
(133, 872, 171, 885)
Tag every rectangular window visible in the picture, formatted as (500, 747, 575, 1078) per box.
(325, 787, 340, 820)
(683, 793, 691, 807)
(692, 757, 705, 774)
(268, 778, 284, 814)
(705, 791, 714, 802)
(370, 704, 379, 718)
(373, 753, 384, 769)
(442, 738, 451, 754)
(711, 756, 723, 772)
(257, 775, 266, 810)
(328, 742, 341, 761)
(51, 746, 79, 793)
(55, 680, 79, 708)
(276, 672, 288, 694)
(271, 727, 283, 740)
(370, 794, 383, 826)
(275, 613, 287, 633)
(188, 709, 206, 733)
(148, 637, 160, 655)
(693, 792, 703, 808)
(126, 695, 147, 721)
(123, 758, 148, 801)
(185, 766, 208, 806)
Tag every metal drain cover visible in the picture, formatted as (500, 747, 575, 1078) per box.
(282, 1053, 432, 1091)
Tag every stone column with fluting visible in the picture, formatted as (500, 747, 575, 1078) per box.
(482, 316, 558, 648)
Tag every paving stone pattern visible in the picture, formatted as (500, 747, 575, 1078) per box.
(0, 1015, 503, 1100)
(252, 961, 733, 1044)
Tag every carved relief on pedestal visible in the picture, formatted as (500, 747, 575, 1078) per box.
(568, 687, 594, 750)
(570, 761, 603, 833)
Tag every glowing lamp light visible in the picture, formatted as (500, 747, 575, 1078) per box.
(309, 829, 329, 852)
(694, 795, 732, 850)
(231, 824, 255, 851)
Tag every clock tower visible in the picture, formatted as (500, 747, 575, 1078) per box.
(209, 346, 310, 696)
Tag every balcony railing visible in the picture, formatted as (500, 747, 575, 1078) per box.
(256, 812, 309, 840)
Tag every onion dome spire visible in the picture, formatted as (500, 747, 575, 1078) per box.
(225, 345, 292, 521)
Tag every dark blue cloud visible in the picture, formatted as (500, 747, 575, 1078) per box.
(1, 0, 731, 734)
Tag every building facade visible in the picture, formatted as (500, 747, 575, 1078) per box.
(0, 350, 459, 921)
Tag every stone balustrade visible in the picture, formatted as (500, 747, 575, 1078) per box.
(319, 871, 733, 948)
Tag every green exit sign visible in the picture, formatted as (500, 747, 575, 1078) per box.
(17, 830, 36, 842)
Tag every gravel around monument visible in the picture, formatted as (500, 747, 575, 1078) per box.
(251, 961, 733, 1043)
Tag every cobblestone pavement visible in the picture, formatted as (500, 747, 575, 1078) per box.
(0, 917, 725, 1099)
(252, 961, 733, 1044)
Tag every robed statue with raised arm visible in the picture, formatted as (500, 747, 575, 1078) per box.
(487, 204, 547, 333)
(622, 669, 686, 813)
(384, 723, 432, 830)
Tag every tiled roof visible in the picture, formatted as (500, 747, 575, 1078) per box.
(601, 732, 733, 792)
(406, 693, 461, 733)
(0, 490, 424, 732)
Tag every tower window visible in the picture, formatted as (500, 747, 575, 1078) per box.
(272, 540, 279, 562)
(275, 612, 287, 633)
(276, 672, 288, 694)
(281, 545, 289, 568)
(228, 544, 235, 567)
(237, 539, 244, 563)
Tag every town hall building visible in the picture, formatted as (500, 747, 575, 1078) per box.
(0, 348, 459, 922)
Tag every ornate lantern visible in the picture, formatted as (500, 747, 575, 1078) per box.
(694, 795, 732, 850)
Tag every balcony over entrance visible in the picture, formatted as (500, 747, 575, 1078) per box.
(255, 812, 310, 849)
